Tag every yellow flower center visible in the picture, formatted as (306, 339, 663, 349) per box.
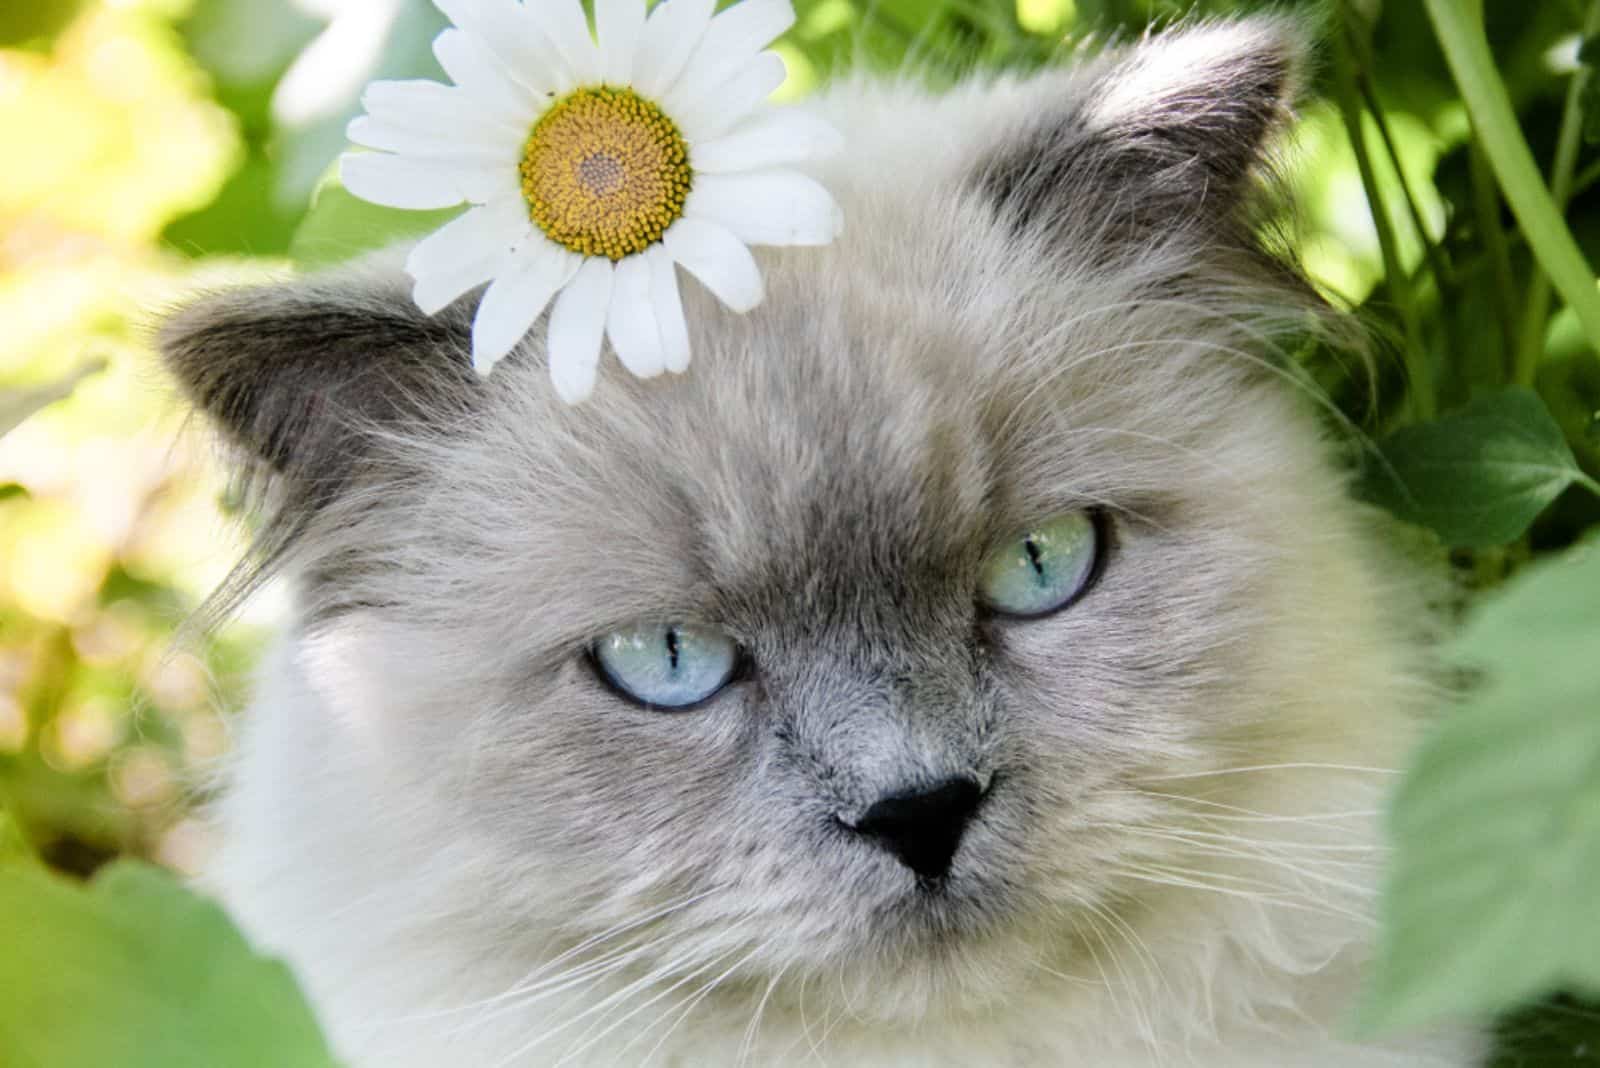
(520, 87, 693, 261)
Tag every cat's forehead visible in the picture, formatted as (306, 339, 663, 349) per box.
(442, 246, 1174, 639)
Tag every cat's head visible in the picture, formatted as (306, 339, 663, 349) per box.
(164, 19, 1411, 1021)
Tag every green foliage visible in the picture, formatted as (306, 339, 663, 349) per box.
(1360, 542, 1600, 1033)
(0, 860, 340, 1068)
(1360, 387, 1600, 548)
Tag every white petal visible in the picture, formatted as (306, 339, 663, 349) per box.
(540, 0, 602, 87)
(661, 0, 794, 111)
(432, 28, 543, 120)
(547, 257, 615, 404)
(341, 153, 469, 210)
(406, 201, 533, 314)
(595, 0, 646, 84)
(360, 80, 524, 140)
(692, 109, 842, 173)
(670, 51, 787, 144)
(470, 243, 583, 374)
(434, 0, 570, 95)
(684, 170, 842, 247)
(663, 217, 763, 313)
(646, 243, 691, 373)
(408, 198, 531, 277)
(605, 254, 666, 379)
(413, 258, 502, 316)
(346, 115, 517, 162)
(633, 0, 715, 98)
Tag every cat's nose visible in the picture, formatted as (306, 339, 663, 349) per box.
(849, 777, 984, 883)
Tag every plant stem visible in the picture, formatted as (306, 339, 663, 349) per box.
(1512, 0, 1600, 386)
(1333, 21, 1435, 420)
(1469, 132, 1523, 373)
(1426, 0, 1600, 377)
(1340, 6, 1455, 288)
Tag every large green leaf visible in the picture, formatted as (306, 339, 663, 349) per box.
(1358, 542, 1600, 1034)
(0, 861, 341, 1068)
(1360, 387, 1598, 547)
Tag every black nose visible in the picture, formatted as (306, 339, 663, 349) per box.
(850, 777, 984, 882)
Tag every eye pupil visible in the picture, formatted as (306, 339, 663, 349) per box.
(979, 511, 1101, 618)
(1023, 537, 1045, 579)
(592, 622, 740, 710)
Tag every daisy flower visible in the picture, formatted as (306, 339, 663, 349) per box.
(340, 0, 844, 403)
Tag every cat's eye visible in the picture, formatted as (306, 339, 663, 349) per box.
(979, 511, 1101, 618)
(591, 623, 741, 710)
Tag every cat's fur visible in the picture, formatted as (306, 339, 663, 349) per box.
(161, 18, 1484, 1066)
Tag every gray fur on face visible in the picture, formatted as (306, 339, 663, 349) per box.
(162, 18, 1478, 1066)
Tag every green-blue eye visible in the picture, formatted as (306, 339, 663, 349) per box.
(979, 511, 1101, 618)
(592, 623, 741, 710)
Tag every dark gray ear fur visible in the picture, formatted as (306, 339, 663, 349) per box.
(159, 270, 478, 509)
(978, 17, 1309, 252)
(158, 270, 479, 619)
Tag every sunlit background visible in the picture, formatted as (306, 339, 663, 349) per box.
(0, 0, 1591, 883)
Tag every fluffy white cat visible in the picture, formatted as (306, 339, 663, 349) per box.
(163, 18, 1484, 1067)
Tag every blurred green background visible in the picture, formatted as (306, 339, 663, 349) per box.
(2, 0, 1599, 1061)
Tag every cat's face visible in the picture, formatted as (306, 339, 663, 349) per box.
(165, 20, 1405, 1020)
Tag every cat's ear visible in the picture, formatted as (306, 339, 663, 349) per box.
(158, 270, 479, 511)
(978, 18, 1306, 247)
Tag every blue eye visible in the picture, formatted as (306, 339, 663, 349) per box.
(592, 623, 741, 710)
(979, 511, 1101, 618)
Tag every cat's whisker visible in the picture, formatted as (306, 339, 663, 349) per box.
(1110, 864, 1377, 927)
(399, 888, 719, 1026)
(1077, 906, 1166, 1064)
(1139, 762, 1401, 782)
(446, 928, 686, 1036)
(1123, 822, 1383, 861)
(737, 958, 790, 1067)
(490, 888, 720, 996)
(550, 942, 752, 1067)
(1110, 788, 1383, 824)
(1122, 838, 1381, 907)
(634, 943, 769, 1066)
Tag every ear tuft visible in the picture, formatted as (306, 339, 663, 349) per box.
(159, 272, 479, 513)
(979, 17, 1308, 248)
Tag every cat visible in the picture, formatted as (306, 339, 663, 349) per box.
(160, 17, 1485, 1067)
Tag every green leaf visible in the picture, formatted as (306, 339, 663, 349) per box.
(1358, 541, 1600, 1035)
(290, 179, 462, 270)
(0, 359, 108, 440)
(0, 861, 341, 1068)
(1360, 387, 1595, 547)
